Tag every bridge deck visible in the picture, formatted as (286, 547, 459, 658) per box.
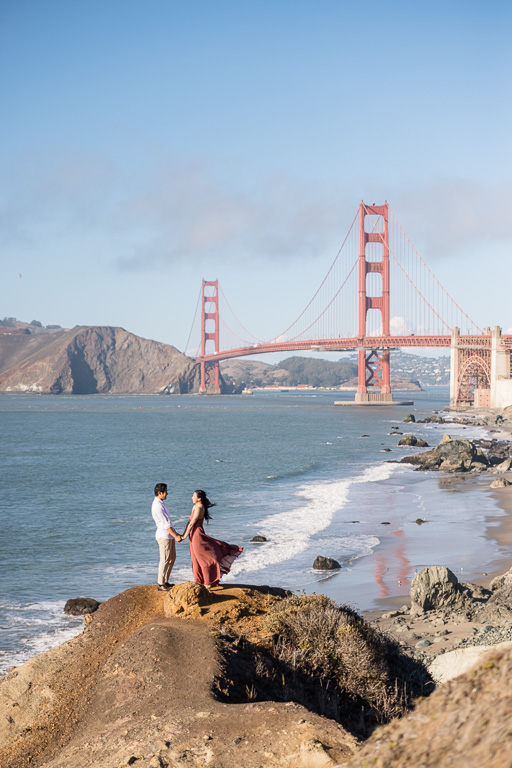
(197, 334, 512, 364)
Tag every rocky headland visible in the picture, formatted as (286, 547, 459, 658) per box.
(0, 324, 203, 394)
(0, 583, 427, 768)
(3, 567, 512, 768)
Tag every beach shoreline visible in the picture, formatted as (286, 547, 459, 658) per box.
(360, 413, 512, 662)
(365, 477, 512, 619)
(363, 416, 512, 615)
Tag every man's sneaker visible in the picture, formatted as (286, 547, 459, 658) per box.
(157, 584, 171, 591)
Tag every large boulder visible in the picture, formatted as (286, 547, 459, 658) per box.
(398, 434, 429, 447)
(399, 448, 442, 470)
(435, 435, 476, 464)
(409, 566, 484, 616)
(313, 556, 341, 570)
(164, 581, 212, 617)
(489, 566, 512, 592)
(429, 641, 512, 683)
(64, 597, 100, 616)
(490, 478, 511, 488)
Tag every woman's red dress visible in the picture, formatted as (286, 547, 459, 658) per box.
(188, 517, 243, 587)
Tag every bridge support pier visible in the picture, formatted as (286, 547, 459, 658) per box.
(449, 327, 460, 407)
(490, 326, 511, 408)
(199, 279, 221, 394)
(352, 201, 395, 404)
(355, 347, 393, 403)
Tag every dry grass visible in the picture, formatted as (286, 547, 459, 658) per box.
(213, 594, 433, 737)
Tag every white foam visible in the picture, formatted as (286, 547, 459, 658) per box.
(228, 462, 398, 579)
(0, 623, 83, 675)
(0, 598, 85, 675)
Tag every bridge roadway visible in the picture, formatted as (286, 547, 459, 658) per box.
(197, 334, 512, 364)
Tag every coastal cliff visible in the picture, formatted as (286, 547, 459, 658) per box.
(2, 579, 512, 767)
(0, 324, 201, 394)
(0, 584, 428, 768)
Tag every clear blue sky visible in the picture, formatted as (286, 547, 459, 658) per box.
(1, 0, 511, 357)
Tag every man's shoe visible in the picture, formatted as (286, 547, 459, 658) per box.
(164, 583, 174, 589)
(157, 584, 171, 591)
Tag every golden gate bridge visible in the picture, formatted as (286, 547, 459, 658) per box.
(186, 201, 512, 406)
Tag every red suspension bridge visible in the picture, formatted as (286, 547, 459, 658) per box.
(186, 201, 512, 406)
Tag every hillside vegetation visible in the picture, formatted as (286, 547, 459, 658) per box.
(221, 355, 423, 391)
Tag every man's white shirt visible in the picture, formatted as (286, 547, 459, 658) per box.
(151, 497, 175, 540)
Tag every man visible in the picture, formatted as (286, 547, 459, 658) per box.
(151, 483, 182, 591)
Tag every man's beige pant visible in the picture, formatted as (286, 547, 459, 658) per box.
(157, 537, 176, 585)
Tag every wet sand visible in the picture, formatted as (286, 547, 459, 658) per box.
(363, 417, 512, 660)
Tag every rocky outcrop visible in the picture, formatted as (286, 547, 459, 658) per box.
(409, 566, 490, 617)
(476, 566, 512, 622)
(0, 325, 204, 394)
(63, 598, 100, 616)
(313, 556, 341, 570)
(343, 642, 512, 768)
(3, 585, 406, 768)
(399, 434, 504, 473)
(397, 434, 429, 447)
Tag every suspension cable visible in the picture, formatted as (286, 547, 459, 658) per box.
(183, 285, 202, 355)
(272, 208, 359, 341)
(287, 256, 359, 341)
(219, 286, 264, 343)
(388, 206, 482, 333)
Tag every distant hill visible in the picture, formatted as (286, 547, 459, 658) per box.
(0, 318, 444, 395)
(220, 355, 423, 391)
(0, 322, 201, 394)
(221, 349, 450, 390)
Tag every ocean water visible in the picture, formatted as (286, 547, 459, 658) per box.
(0, 388, 508, 674)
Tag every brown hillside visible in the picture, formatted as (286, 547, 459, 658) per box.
(343, 643, 512, 768)
(0, 325, 201, 394)
(0, 586, 358, 768)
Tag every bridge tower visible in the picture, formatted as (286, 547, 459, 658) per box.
(199, 279, 221, 394)
(355, 201, 393, 403)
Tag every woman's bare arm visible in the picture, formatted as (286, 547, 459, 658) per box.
(181, 504, 203, 540)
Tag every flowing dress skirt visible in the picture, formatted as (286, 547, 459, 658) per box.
(189, 520, 243, 587)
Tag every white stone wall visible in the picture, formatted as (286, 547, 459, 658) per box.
(494, 379, 512, 409)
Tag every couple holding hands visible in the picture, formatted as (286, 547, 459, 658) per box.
(151, 483, 243, 591)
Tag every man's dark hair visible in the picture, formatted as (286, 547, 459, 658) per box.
(154, 483, 168, 496)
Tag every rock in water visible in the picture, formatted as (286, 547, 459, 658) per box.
(251, 535, 267, 542)
(403, 413, 416, 423)
(313, 556, 341, 570)
(490, 478, 511, 488)
(64, 597, 100, 615)
(398, 434, 429, 447)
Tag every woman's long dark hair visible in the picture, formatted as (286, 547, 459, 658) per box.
(195, 490, 215, 522)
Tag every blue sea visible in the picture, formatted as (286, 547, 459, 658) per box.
(0, 388, 509, 674)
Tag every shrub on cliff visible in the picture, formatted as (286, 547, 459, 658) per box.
(213, 593, 432, 737)
(264, 595, 431, 733)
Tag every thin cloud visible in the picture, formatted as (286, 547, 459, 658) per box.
(115, 161, 352, 270)
(390, 180, 512, 259)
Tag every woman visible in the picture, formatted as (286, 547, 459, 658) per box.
(181, 490, 243, 588)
